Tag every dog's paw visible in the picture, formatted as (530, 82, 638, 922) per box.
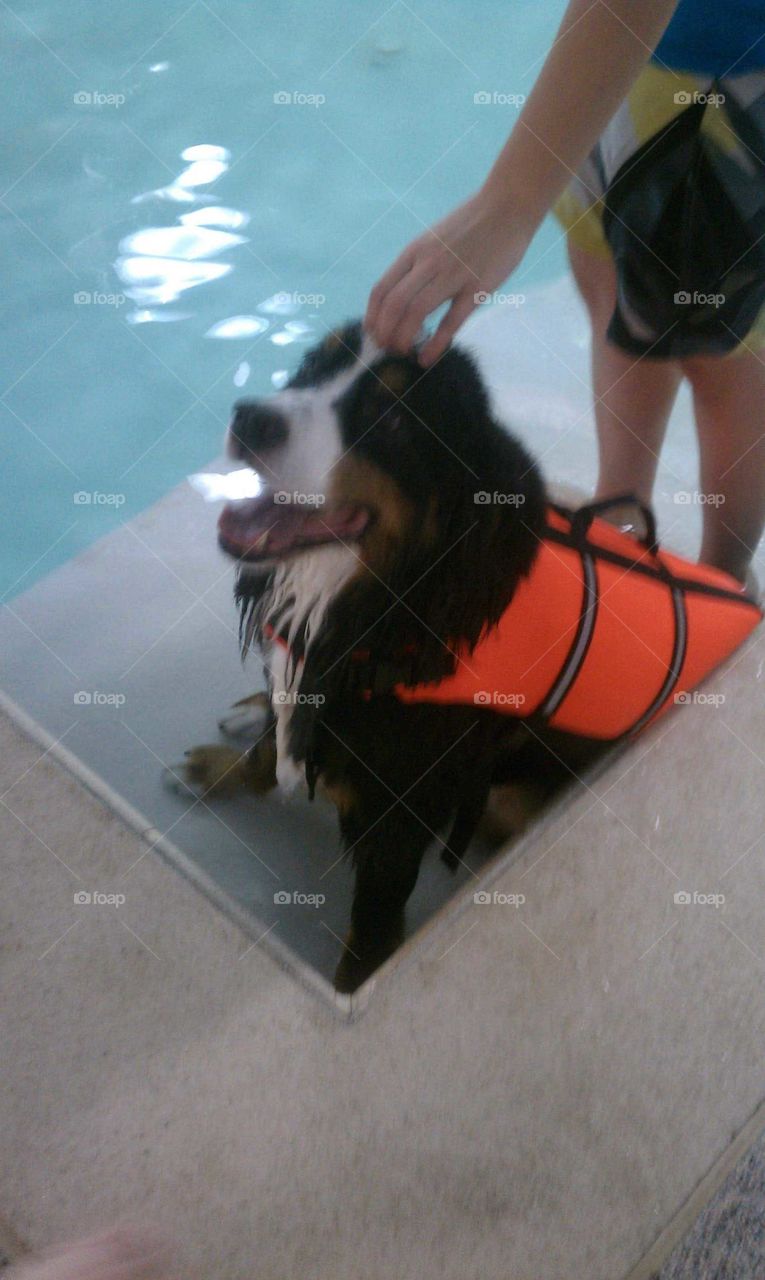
(163, 745, 247, 799)
(333, 926, 402, 993)
(219, 691, 272, 739)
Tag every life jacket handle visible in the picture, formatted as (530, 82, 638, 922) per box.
(569, 493, 659, 556)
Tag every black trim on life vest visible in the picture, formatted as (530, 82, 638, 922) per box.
(542, 521, 759, 609)
(537, 544, 599, 718)
(626, 576, 688, 737)
(568, 493, 659, 555)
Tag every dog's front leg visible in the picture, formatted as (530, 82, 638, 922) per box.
(332, 805, 434, 993)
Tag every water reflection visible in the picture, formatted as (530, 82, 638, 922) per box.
(179, 206, 250, 230)
(257, 292, 299, 317)
(270, 320, 312, 346)
(117, 256, 232, 306)
(118, 142, 245, 309)
(130, 142, 231, 207)
(120, 226, 246, 259)
(205, 316, 269, 339)
(118, 141, 320, 381)
(127, 309, 192, 325)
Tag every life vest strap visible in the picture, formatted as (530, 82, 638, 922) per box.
(537, 543, 599, 719)
(565, 492, 659, 554)
(543, 518, 757, 606)
(626, 574, 688, 737)
(544, 502, 692, 737)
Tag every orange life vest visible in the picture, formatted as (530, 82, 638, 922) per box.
(392, 502, 762, 740)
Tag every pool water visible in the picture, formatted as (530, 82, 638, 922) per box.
(1, 0, 567, 599)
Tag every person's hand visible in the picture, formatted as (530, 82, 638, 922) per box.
(364, 186, 535, 366)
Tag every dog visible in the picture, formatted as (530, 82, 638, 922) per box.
(168, 320, 608, 991)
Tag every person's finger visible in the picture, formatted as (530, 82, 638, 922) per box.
(390, 277, 465, 354)
(371, 256, 441, 350)
(417, 288, 478, 366)
(364, 244, 418, 334)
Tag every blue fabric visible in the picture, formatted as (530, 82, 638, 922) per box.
(653, 0, 765, 74)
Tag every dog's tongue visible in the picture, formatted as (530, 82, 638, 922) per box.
(218, 493, 368, 557)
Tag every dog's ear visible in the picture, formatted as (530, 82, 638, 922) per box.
(393, 347, 547, 656)
(404, 438, 545, 665)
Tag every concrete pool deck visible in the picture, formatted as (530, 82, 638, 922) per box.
(3, 280, 765, 1278)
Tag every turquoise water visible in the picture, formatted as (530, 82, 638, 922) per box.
(1, 0, 566, 598)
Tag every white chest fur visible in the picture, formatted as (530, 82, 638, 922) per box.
(259, 543, 358, 791)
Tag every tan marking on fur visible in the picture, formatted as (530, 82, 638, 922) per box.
(244, 737, 278, 793)
(180, 740, 277, 797)
(180, 745, 250, 796)
(232, 691, 271, 710)
(376, 361, 413, 397)
(479, 781, 548, 844)
(327, 455, 415, 575)
(321, 779, 359, 819)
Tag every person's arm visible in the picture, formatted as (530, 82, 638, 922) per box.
(366, 0, 680, 365)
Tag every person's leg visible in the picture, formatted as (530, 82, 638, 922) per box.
(681, 348, 765, 582)
(568, 241, 683, 515)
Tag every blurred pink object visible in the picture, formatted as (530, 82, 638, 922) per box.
(7, 1228, 182, 1280)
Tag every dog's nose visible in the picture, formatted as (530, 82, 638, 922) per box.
(229, 401, 289, 457)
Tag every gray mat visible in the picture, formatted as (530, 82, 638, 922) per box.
(658, 1129, 765, 1279)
